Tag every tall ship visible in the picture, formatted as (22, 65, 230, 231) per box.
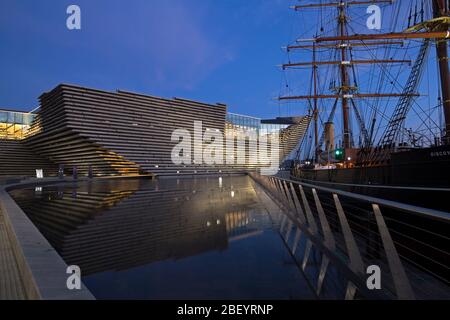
(280, 0, 450, 210)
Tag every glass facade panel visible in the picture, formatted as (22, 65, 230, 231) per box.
(226, 113, 261, 131)
(0, 109, 36, 140)
(226, 112, 289, 135)
(226, 112, 306, 165)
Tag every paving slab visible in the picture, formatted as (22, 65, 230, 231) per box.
(0, 207, 26, 300)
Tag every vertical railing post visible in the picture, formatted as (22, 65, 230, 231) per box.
(334, 194, 365, 300)
(372, 204, 415, 300)
(298, 185, 318, 234)
(276, 179, 289, 204)
(312, 189, 336, 296)
(297, 185, 318, 272)
(289, 183, 307, 224)
(282, 180, 297, 213)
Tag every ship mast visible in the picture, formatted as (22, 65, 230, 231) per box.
(282, 0, 413, 159)
(313, 1, 450, 145)
(432, 0, 450, 144)
(338, 3, 352, 149)
(313, 44, 319, 161)
(282, 0, 450, 159)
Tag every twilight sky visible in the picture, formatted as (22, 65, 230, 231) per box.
(0, 0, 297, 118)
(0, 0, 442, 129)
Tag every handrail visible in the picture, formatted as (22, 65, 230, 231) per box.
(250, 173, 449, 300)
(278, 176, 450, 222)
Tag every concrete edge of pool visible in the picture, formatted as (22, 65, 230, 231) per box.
(0, 178, 104, 300)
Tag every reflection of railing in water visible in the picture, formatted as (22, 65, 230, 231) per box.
(250, 173, 450, 300)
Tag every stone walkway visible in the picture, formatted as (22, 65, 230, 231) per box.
(0, 207, 26, 299)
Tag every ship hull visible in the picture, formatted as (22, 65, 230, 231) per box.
(293, 145, 450, 212)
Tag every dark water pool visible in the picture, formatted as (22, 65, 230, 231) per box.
(10, 176, 318, 300)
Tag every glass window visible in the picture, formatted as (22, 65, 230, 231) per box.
(15, 112, 23, 124)
(7, 112, 15, 123)
(0, 110, 37, 140)
(0, 111, 6, 123)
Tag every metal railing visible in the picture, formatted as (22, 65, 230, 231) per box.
(250, 173, 450, 300)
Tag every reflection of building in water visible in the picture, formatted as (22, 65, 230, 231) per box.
(10, 177, 271, 276)
(225, 210, 267, 242)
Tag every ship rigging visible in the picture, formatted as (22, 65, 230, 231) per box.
(279, 0, 450, 169)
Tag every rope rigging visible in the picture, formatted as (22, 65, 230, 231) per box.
(280, 0, 449, 164)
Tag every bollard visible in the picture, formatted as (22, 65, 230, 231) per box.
(58, 164, 64, 179)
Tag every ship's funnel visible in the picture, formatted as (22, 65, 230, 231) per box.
(324, 122, 335, 152)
